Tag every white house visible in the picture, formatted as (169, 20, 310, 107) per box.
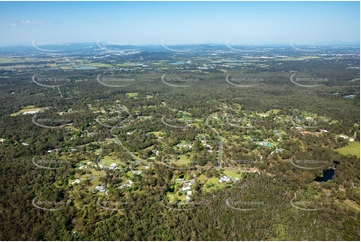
(95, 185, 106, 192)
(219, 175, 230, 183)
(71, 179, 81, 185)
(109, 163, 118, 170)
(181, 183, 191, 191)
(119, 180, 133, 189)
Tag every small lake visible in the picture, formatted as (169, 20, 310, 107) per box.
(314, 169, 335, 182)
(314, 161, 339, 182)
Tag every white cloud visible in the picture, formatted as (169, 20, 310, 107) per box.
(20, 20, 42, 24)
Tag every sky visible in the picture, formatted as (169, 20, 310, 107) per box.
(0, 1, 359, 47)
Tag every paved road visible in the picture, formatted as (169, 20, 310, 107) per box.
(205, 116, 222, 168)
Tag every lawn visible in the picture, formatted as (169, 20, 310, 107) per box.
(202, 177, 228, 192)
(176, 155, 192, 165)
(126, 92, 138, 98)
(224, 170, 243, 179)
(149, 131, 165, 137)
(166, 192, 186, 203)
(336, 141, 360, 158)
(10, 106, 41, 116)
(197, 174, 208, 183)
(99, 155, 119, 166)
(267, 109, 281, 114)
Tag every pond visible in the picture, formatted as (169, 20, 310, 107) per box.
(314, 169, 335, 182)
(314, 160, 339, 182)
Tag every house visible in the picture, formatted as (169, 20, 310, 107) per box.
(22, 142, 29, 146)
(95, 185, 106, 192)
(181, 183, 191, 191)
(259, 141, 272, 146)
(119, 180, 133, 189)
(187, 191, 193, 196)
(270, 148, 284, 155)
(87, 132, 95, 137)
(71, 179, 81, 185)
(339, 135, 349, 139)
(132, 171, 142, 175)
(219, 175, 230, 183)
(230, 177, 240, 182)
(186, 196, 191, 202)
(109, 163, 118, 170)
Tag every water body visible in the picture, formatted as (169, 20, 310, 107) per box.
(314, 169, 335, 182)
(314, 161, 339, 182)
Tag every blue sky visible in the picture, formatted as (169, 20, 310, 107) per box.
(0, 1, 359, 46)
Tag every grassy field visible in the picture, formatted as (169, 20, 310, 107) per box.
(267, 109, 281, 114)
(149, 131, 165, 137)
(202, 177, 228, 192)
(197, 174, 208, 183)
(170, 155, 191, 166)
(336, 141, 360, 158)
(126, 92, 138, 98)
(224, 170, 243, 179)
(10, 106, 41, 116)
(99, 155, 118, 166)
